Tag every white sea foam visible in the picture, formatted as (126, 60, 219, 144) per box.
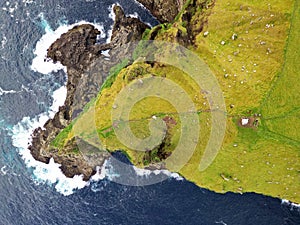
(22, 0, 34, 5)
(127, 12, 139, 19)
(101, 49, 110, 58)
(106, 4, 118, 43)
(133, 166, 152, 176)
(104, 160, 121, 181)
(49, 86, 67, 117)
(106, 4, 153, 43)
(1, 36, 7, 49)
(0, 166, 8, 175)
(0, 87, 17, 96)
(10, 7, 179, 195)
(132, 0, 148, 11)
(106, 26, 113, 44)
(11, 13, 110, 192)
(127, 11, 153, 27)
(169, 172, 184, 181)
(108, 4, 117, 21)
(9, 13, 114, 195)
(11, 103, 109, 195)
(132, 166, 184, 181)
(31, 14, 106, 75)
(2, 2, 18, 18)
(90, 161, 108, 182)
(9, 86, 89, 196)
(98, 157, 184, 183)
(281, 199, 300, 210)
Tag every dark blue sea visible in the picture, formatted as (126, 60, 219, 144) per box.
(0, 0, 299, 224)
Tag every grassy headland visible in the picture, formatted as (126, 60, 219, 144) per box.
(51, 0, 299, 203)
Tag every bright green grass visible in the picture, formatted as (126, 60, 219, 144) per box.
(179, 0, 299, 203)
(100, 58, 130, 91)
(260, 0, 300, 118)
(180, 0, 299, 203)
(260, 0, 300, 142)
(194, 0, 293, 114)
(50, 0, 299, 203)
(50, 123, 73, 148)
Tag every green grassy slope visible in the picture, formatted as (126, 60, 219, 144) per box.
(261, 0, 300, 142)
(50, 0, 300, 203)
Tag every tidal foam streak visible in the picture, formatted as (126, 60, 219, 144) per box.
(0, 87, 17, 96)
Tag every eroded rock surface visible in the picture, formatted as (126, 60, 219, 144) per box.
(29, 5, 149, 180)
(136, 0, 186, 23)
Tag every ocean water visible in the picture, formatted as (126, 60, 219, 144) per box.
(0, 0, 299, 224)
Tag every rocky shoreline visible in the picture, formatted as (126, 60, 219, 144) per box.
(26, 0, 299, 204)
(29, 4, 153, 180)
(28, 0, 207, 181)
(134, 0, 185, 23)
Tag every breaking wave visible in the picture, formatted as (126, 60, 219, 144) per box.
(10, 8, 187, 196)
(8, 14, 114, 195)
(9, 86, 88, 196)
(281, 199, 300, 211)
(30, 13, 106, 75)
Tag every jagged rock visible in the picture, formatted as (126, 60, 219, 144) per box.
(29, 5, 149, 180)
(136, 0, 186, 23)
(47, 24, 101, 71)
(111, 5, 149, 43)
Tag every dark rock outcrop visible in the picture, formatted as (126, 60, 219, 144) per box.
(29, 5, 150, 180)
(136, 0, 186, 23)
(47, 24, 101, 71)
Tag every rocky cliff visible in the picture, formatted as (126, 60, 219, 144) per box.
(29, 0, 210, 180)
(136, 0, 186, 23)
(29, 5, 150, 180)
(27, 0, 300, 204)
